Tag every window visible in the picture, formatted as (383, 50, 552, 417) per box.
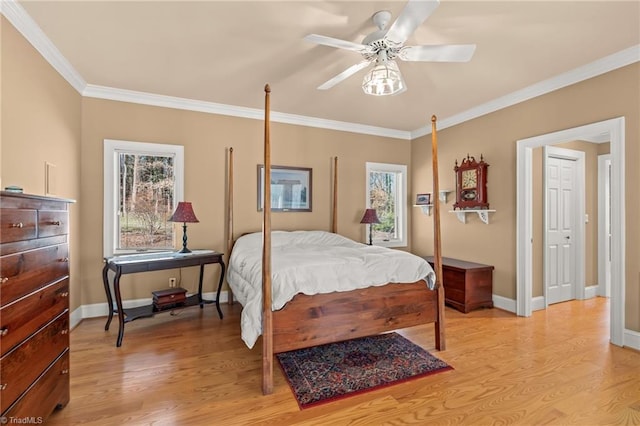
(365, 162, 407, 247)
(104, 140, 184, 257)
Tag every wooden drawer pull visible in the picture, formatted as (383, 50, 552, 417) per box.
(61, 329, 68, 335)
(59, 257, 69, 262)
(61, 369, 69, 375)
(0, 328, 8, 337)
(51, 220, 62, 225)
(0, 383, 7, 390)
(0, 277, 8, 283)
(59, 292, 69, 298)
(10, 222, 23, 228)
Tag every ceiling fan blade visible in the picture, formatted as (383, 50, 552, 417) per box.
(385, 0, 440, 45)
(399, 44, 476, 62)
(317, 61, 371, 90)
(304, 34, 367, 53)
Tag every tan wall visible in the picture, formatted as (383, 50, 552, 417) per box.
(1, 18, 82, 311)
(411, 63, 639, 332)
(80, 98, 413, 304)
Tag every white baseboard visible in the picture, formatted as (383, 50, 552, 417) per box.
(492, 294, 516, 313)
(623, 328, 640, 351)
(531, 296, 546, 311)
(70, 290, 229, 329)
(584, 285, 598, 299)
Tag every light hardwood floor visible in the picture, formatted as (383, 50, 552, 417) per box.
(47, 297, 640, 425)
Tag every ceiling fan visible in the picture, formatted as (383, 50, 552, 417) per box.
(304, 0, 476, 96)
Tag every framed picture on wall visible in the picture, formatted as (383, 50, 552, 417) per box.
(257, 165, 312, 212)
(416, 193, 431, 205)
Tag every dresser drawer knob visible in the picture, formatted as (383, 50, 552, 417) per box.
(59, 292, 69, 298)
(0, 383, 7, 390)
(59, 257, 69, 263)
(10, 222, 23, 228)
(0, 277, 8, 284)
(51, 220, 61, 225)
(61, 329, 68, 335)
(0, 328, 8, 337)
(61, 369, 69, 375)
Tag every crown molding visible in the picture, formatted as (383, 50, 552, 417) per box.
(4, 0, 637, 141)
(1, 0, 86, 93)
(411, 44, 640, 139)
(83, 84, 411, 140)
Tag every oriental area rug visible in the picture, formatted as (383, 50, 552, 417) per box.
(276, 332, 453, 409)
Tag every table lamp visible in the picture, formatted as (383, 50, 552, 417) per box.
(169, 202, 199, 253)
(360, 208, 380, 246)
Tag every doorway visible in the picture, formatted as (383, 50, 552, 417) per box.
(516, 117, 625, 346)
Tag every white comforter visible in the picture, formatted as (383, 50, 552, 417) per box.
(227, 230, 435, 348)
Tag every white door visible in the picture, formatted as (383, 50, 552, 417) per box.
(545, 153, 579, 304)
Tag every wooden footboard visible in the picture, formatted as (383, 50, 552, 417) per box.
(272, 281, 441, 353)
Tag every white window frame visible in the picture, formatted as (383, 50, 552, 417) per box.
(365, 162, 408, 248)
(103, 139, 184, 257)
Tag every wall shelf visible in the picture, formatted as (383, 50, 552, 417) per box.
(413, 204, 433, 215)
(439, 190, 453, 203)
(449, 209, 496, 224)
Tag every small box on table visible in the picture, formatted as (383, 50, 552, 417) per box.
(152, 287, 187, 310)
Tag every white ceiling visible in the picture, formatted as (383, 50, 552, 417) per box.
(10, 0, 640, 137)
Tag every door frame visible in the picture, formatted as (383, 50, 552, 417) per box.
(598, 154, 612, 298)
(516, 117, 625, 346)
(543, 146, 585, 307)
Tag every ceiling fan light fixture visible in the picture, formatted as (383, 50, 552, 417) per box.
(362, 60, 406, 96)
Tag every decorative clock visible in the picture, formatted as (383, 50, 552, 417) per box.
(453, 154, 489, 210)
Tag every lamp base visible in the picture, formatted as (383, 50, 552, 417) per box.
(179, 223, 191, 254)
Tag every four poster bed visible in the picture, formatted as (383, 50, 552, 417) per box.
(226, 85, 446, 395)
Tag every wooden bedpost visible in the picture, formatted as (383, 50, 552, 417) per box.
(227, 147, 234, 305)
(332, 156, 338, 234)
(431, 115, 446, 350)
(262, 84, 274, 395)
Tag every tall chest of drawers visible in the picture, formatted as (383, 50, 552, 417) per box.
(0, 191, 74, 421)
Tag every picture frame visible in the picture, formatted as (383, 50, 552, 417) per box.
(416, 193, 431, 205)
(257, 165, 312, 212)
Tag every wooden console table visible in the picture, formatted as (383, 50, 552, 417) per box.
(425, 256, 494, 313)
(102, 250, 225, 347)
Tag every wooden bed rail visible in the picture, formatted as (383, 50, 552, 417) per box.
(431, 115, 445, 350)
(227, 147, 234, 305)
(332, 156, 338, 234)
(262, 85, 274, 395)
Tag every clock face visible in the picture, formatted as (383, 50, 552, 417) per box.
(461, 169, 477, 189)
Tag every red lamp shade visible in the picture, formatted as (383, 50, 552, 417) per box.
(359, 208, 380, 224)
(169, 202, 199, 223)
(169, 202, 199, 253)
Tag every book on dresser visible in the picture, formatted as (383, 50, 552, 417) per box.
(0, 191, 75, 421)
